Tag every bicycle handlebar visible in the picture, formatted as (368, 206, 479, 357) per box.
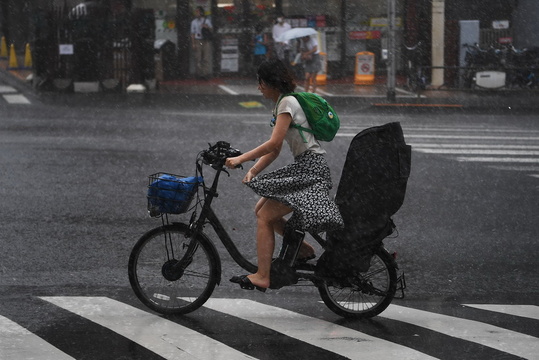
(200, 141, 242, 170)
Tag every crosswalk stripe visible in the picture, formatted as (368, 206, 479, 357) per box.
(337, 133, 539, 140)
(379, 305, 539, 359)
(489, 165, 539, 171)
(406, 127, 538, 134)
(0, 315, 75, 360)
(411, 143, 539, 149)
(218, 85, 240, 95)
(3, 94, 31, 104)
(40, 297, 257, 360)
(0, 85, 17, 93)
(463, 304, 539, 320)
(196, 298, 438, 360)
(415, 149, 539, 155)
(2, 297, 537, 359)
(456, 157, 539, 163)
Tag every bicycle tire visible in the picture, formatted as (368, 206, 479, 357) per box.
(128, 223, 221, 315)
(317, 248, 397, 319)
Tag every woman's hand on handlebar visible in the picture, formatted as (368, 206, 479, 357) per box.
(225, 156, 242, 169)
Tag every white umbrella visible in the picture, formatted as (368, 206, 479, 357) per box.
(277, 27, 318, 42)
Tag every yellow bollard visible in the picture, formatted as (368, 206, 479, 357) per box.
(0, 36, 7, 58)
(316, 52, 327, 86)
(23, 43, 32, 68)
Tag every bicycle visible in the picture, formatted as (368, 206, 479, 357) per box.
(128, 131, 408, 319)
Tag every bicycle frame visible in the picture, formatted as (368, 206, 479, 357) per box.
(177, 162, 329, 289)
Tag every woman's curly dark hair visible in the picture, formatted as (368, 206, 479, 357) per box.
(257, 59, 296, 94)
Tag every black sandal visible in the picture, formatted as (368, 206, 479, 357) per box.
(230, 275, 267, 293)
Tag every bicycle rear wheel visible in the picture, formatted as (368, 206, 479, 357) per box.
(317, 248, 397, 319)
(128, 223, 220, 315)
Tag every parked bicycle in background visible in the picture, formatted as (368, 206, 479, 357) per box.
(462, 43, 539, 89)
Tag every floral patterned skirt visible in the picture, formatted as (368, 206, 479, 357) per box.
(246, 151, 344, 233)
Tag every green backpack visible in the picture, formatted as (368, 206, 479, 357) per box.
(277, 92, 340, 143)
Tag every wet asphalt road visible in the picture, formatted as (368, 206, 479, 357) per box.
(0, 81, 538, 359)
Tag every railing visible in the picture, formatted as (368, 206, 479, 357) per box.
(32, 5, 153, 92)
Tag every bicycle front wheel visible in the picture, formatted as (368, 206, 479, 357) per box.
(128, 223, 220, 315)
(318, 248, 397, 319)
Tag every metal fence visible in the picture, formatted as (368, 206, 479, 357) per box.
(32, 4, 154, 92)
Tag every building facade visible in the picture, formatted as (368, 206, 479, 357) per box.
(1, 0, 537, 89)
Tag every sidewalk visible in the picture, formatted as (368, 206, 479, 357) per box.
(0, 58, 32, 86)
(2, 58, 538, 111)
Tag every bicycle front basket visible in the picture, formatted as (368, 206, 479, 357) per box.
(147, 173, 203, 215)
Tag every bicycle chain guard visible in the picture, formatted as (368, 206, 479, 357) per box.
(269, 259, 299, 289)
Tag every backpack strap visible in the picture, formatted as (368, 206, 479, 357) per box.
(276, 93, 312, 143)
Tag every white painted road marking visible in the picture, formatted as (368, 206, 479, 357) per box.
(0, 315, 75, 360)
(463, 304, 539, 321)
(415, 149, 539, 155)
(1, 297, 538, 359)
(3, 94, 31, 104)
(40, 296, 257, 360)
(197, 298, 439, 360)
(379, 304, 539, 360)
(0, 85, 17, 93)
(456, 157, 539, 163)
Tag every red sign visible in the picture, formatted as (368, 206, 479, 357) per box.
(348, 31, 382, 40)
(361, 63, 371, 73)
(498, 37, 513, 44)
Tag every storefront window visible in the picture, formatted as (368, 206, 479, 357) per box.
(216, 0, 274, 30)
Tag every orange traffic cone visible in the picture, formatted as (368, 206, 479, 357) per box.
(8, 44, 19, 69)
(0, 36, 7, 58)
(23, 43, 32, 68)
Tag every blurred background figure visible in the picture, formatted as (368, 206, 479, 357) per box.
(299, 35, 321, 93)
(272, 14, 291, 62)
(253, 23, 270, 72)
(190, 6, 213, 79)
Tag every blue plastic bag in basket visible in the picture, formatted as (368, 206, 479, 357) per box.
(148, 174, 203, 214)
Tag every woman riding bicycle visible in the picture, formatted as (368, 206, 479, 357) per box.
(225, 59, 343, 291)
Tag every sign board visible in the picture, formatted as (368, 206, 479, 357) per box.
(356, 54, 374, 75)
(355, 51, 375, 85)
(369, 17, 402, 27)
(498, 37, 513, 44)
(221, 38, 239, 72)
(348, 30, 382, 40)
(492, 20, 509, 29)
(59, 44, 74, 55)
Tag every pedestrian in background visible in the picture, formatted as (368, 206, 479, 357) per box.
(253, 23, 269, 71)
(272, 14, 291, 62)
(299, 35, 321, 93)
(190, 6, 212, 79)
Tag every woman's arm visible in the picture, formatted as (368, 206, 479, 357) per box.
(225, 111, 292, 173)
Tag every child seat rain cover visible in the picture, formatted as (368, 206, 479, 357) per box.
(317, 122, 412, 275)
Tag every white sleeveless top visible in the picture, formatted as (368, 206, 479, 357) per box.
(274, 95, 325, 157)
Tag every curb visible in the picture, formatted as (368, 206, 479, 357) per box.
(1, 64, 538, 111)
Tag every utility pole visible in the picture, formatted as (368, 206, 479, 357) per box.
(431, 0, 445, 87)
(386, 0, 396, 102)
(176, 0, 191, 78)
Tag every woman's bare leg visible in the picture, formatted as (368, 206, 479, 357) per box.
(304, 72, 312, 92)
(248, 198, 292, 288)
(254, 197, 315, 264)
